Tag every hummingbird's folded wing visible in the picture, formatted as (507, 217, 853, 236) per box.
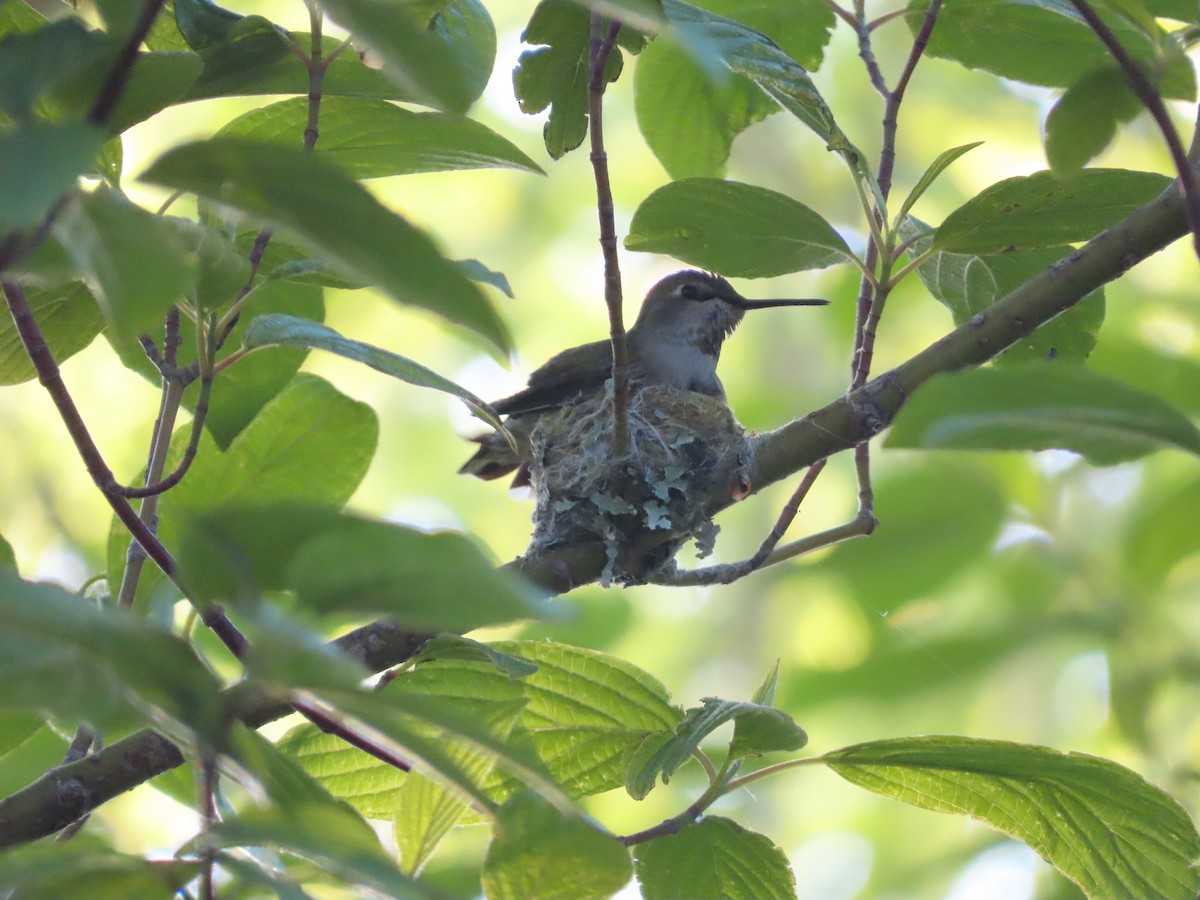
(492, 339, 617, 416)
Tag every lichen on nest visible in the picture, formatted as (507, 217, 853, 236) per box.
(526, 385, 752, 584)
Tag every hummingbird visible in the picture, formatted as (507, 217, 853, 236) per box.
(460, 270, 828, 484)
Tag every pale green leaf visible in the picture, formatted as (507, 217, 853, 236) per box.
(0, 282, 103, 385)
(824, 735, 1200, 900)
(886, 365, 1200, 464)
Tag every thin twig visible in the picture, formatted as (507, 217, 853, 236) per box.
(826, 0, 858, 28)
(199, 756, 217, 900)
(854, 0, 890, 99)
(588, 15, 630, 456)
(868, 8, 909, 31)
(1066, 0, 1200, 260)
(87, 0, 167, 126)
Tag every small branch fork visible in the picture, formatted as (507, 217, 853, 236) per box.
(588, 15, 632, 455)
(659, 1, 943, 587)
(0, 0, 425, 848)
(1066, 0, 1200, 261)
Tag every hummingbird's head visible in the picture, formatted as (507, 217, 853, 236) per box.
(634, 270, 828, 354)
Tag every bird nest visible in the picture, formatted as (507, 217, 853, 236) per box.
(526, 385, 752, 583)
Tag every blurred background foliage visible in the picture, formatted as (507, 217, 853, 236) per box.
(1, 0, 1198, 897)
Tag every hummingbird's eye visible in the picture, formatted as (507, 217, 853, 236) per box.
(678, 283, 702, 300)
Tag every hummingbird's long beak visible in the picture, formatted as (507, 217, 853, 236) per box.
(726, 296, 830, 310)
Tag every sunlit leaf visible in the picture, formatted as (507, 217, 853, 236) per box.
(634, 817, 796, 900)
(482, 790, 633, 900)
(217, 96, 542, 177)
(934, 169, 1170, 254)
(0, 282, 103, 386)
(824, 735, 1200, 900)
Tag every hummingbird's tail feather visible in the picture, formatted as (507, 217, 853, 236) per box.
(458, 424, 533, 487)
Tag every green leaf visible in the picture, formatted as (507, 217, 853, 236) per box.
(0, 121, 105, 230)
(316, 0, 473, 113)
(0, 0, 47, 37)
(0, 724, 68, 804)
(729, 662, 806, 760)
(491, 640, 682, 797)
(685, 0, 836, 71)
(634, 37, 778, 179)
(457, 258, 514, 297)
(174, 0, 243, 50)
(661, 0, 848, 158)
(907, 0, 1197, 95)
(1125, 473, 1200, 585)
(895, 142, 983, 223)
(626, 178, 853, 276)
(0, 282, 103, 385)
(514, 0, 642, 158)
(200, 282, 323, 448)
(55, 187, 193, 351)
(276, 724, 408, 819)
(393, 667, 528, 874)
(1045, 69, 1143, 172)
(238, 231, 361, 289)
(166, 216, 250, 310)
(217, 96, 543, 177)
(634, 816, 796, 900)
(107, 374, 377, 601)
(141, 138, 512, 357)
(0, 845, 199, 900)
(482, 790, 633, 900)
(935, 169, 1171, 254)
(905, 230, 1106, 364)
(819, 459, 1007, 608)
(49, 50, 204, 135)
(203, 803, 430, 899)
(886, 365, 1200, 464)
(823, 735, 1200, 900)
(0, 568, 226, 741)
(0, 17, 109, 119)
(625, 696, 806, 799)
(409, 635, 539, 678)
(243, 313, 510, 437)
(179, 505, 551, 631)
(0, 534, 13, 570)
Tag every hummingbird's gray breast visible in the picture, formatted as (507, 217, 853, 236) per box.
(628, 328, 725, 399)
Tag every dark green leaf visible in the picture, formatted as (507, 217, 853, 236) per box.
(456, 258, 514, 297)
(0, 534, 13, 570)
(626, 178, 853, 276)
(0, 18, 108, 119)
(107, 374, 377, 602)
(0, 121, 105, 230)
(625, 696, 805, 799)
(242, 313, 509, 435)
(93, 136, 122, 185)
(0, 845, 199, 900)
(935, 169, 1171, 254)
(218, 96, 542, 177)
(569, 0, 667, 32)
(141, 138, 512, 356)
(729, 661, 804, 760)
(634, 37, 778, 179)
(426, 0, 499, 106)
(482, 790, 633, 900)
(687, 0, 835, 70)
(55, 187, 193, 351)
(0, 282, 103, 385)
(886, 365, 1200, 464)
(907, 0, 1197, 96)
(514, 0, 639, 158)
(238, 231, 361, 289)
(905, 232, 1106, 364)
(634, 816, 796, 900)
(178, 504, 550, 630)
(49, 50, 204, 136)
(316, 0, 473, 113)
(197, 282, 323, 448)
(824, 735, 1200, 900)
(409, 635, 539, 677)
(1045, 69, 1143, 172)
(204, 803, 429, 899)
(165, 217, 250, 310)
(0, 568, 226, 741)
(174, 0, 242, 49)
(820, 459, 1007, 608)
